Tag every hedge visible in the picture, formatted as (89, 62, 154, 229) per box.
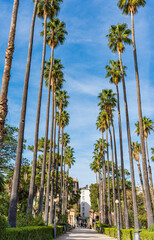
(102, 227, 154, 240)
(0, 225, 64, 240)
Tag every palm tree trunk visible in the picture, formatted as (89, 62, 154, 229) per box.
(58, 127, 64, 221)
(102, 132, 108, 224)
(65, 166, 69, 212)
(55, 109, 61, 197)
(38, 45, 54, 216)
(44, 81, 55, 224)
(96, 172, 98, 184)
(109, 126, 116, 226)
(8, 1, 38, 227)
(49, 92, 57, 224)
(98, 169, 102, 224)
(137, 163, 146, 201)
(131, 11, 154, 227)
(106, 129, 112, 226)
(111, 121, 122, 228)
(116, 84, 129, 229)
(27, 14, 47, 214)
(118, 52, 139, 229)
(0, 0, 19, 148)
(145, 138, 154, 204)
(62, 148, 66, 215)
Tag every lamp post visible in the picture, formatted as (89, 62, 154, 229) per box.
(54, 198, 58, 238)
(115, 200, 121, 240)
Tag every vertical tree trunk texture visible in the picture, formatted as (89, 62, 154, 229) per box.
(106, 129, 112, 226)
(145, 138, 154, 204)
(65, 167, 69, 213)
(38, 45, 54, 216)
(0, 0, 19, 148)
(116, 84, 129, 229)
(44, 81, 55, 225)
(137, 163, 146, 208)
(55, 110, 61, 197)
(119, 52, 139, 229)
(62, 149, 66, 215)
(131, 11, 154, 227)
(49, 92, 57, 224)
(98, 170, 102, 224)
(102, 132, 109, 224)
(8, 1, 38, 228)
(100, 178, 104, 224)
(27, 14, 47, 214)
(96, 172, 98, 184)
(58, 127, 64, 221)
(111, 121, 122, 228)
(109, 126, 116, 226)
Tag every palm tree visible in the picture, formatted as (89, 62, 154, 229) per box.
(55, 90, 69, 198)
(135, 117, 154, 204)
(117, 0, 153, 227)
(105, 59, 130, 229)
(58, 110, 69, 220)
(131, 142, 145, 199)
(38, 18, 67, 216)
(27, 0, 63, 214)
(92, 141, 103, 225)
(8, 0, 38, 227)
(62, 133, 70, 215)
(65, 146, 75, 212)
(96, 113, 108, 225)
(98, 89, 117, 226)
(0, 0, 19, 148)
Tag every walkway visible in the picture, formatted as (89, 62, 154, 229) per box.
(56, 228, 117, 240)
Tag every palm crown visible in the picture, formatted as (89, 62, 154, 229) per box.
(135, 116, 154, 138)
(37, 0, 62, 19)
(98, 89, 117, 115)
(106, 23, 132, 53)
(117, 0, 146, 15)
(65, 146, 75, 168)
(105, 60, 126, 85)
(56, 90, 69, 111)
(41, 18, 67, 48)
(131, 141, 141, 162)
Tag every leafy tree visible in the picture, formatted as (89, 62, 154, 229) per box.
(89, 184, 99, 213)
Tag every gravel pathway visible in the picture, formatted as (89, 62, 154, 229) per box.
(56, 228, 117, 240)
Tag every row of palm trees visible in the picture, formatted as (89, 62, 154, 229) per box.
(0, 0, 76, 228)
(90, 0, 153, 229)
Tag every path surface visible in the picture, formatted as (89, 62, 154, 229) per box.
(56, 228, 117, 240)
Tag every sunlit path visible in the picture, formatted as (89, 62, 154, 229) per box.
(56, 228, 117, 240)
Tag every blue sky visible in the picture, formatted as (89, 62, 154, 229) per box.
(0, 0, 154, 188)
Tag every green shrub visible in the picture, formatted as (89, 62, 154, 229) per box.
(104, 228, 110, 236)
(101, 224, 109, 233)
(1, 226, 54, 240)
(149, 224, 154, 232)
(16, 212, 45, 227)
(56, 225, 63, 237)
(140, 231, 154, 240)
(120, 229, 133, 240)
(0, 215, 7, 238)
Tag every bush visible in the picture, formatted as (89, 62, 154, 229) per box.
(120, 229, 133, 240)
(16, 212, 45, 227)
(56, 225, 63, 237)
(101, 224, 109, 233)
(0, 215, 7, 238)
(149, 224, 154, 232)
(140, 231, 154, 240)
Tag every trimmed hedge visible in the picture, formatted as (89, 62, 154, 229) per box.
(0, 225, 64, 240)
(102, 227, 154, 240)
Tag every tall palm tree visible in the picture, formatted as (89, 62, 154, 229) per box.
(117, 0, 153, 227)
(58, 110, 69, 220)
(107, 23, 140, 228)
(105, 59, 130, 229)
(8, 0, 38, 227)
(27, 0, 63, 214)
(131, 142, 145, 199)
(0, 0, 19, 148)
(96, 113, 108, 224)
(135, 117, 154, 204)
(55, 90, 69, 197)
(38, 18, 67, 216)
(98, 89, 117, 226)
(62, 133, 70, 215)
(65, 146, 75, 212)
